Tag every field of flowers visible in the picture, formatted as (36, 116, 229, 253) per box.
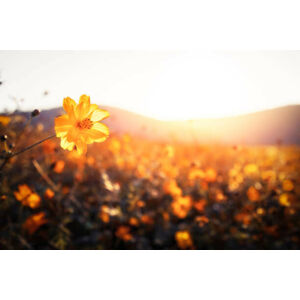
(0, 99, 299, 250)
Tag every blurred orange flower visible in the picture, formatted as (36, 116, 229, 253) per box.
(247, 186, 260, 202)
(42, 139, 56, 154)
(55, 95, 109, 155)
(164, 145, 175, 158)
(205, 168, 217, 182)
(244, 164, 259, 177)
(235, 212, 251, 226)
(195, 215, 209, 227)
(129, 217, 139, 226)
(14, 184, 41, 209)
(282, 179, 294, 192)
(194, 199, 206, 212)
(172, 195, 192, 218)
(188, 169, 205, 181)
(175, 230, 193, 249)
(261, 170, 276, 182)
(141, 214, 154, 225)
(44, 188, 55, 199)
(0, 115, 11, 126)
(54, 160, 65, 173)
(215, 190, 227, 202)
(164, 180, 182, 197)
(115, 226, 132, 241)
(108, 138, 121, 154)
(279, 193, 291, 207)
(99, 211, 110, 223)
(23, 212, 48, 235)
(256, 207, 265, 215)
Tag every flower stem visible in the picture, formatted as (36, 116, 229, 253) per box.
(0, 134, 56, 172)
(10, 134, 56, 158)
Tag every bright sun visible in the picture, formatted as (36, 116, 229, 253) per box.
(143, 53, 249, 121)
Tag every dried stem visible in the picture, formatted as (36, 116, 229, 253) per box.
(0, 134, 56, 172)
(32, 159, 58, 191)
(10, 134, 56, 158)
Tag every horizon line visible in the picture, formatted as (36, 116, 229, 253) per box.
(1, 103, 299, 122)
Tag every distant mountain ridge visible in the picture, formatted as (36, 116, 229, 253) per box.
(6, 105, 300, 145)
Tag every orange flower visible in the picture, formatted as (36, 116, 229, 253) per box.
(279, 193, 291, 207)
(108, 138, 121, 154)
(44, 188, 55, 199)
(195, 216, 209, 227)
(14, 184, 41, 209)
(164, 180, 182, 197)
(215, 190, 227, 202)
(244, 164, 259, 177)
(235, 212, 251, 226)
(141, 214, 154, 225)
(53, 160, 65, 173)
(129, 217, 139, 226)
(205, 168, 217, 182)
(247, 186, 260, 202)
(55, 95, 109, 155)
(99, 211, 110, 223)
(175, 230, 193, 249)
(42, 139, 57, 154)
(0, 115, 11, 126)
(194, 199, 206, 212)
(188, 169, 205, 181)
(23, 212, 48, 235)
(282, 179, 294, 192)
(171, 195, 192, 218)
(115, 226, 132, 241)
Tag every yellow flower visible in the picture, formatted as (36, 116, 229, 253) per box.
(175, 230, 193, 249)
(55, 95, 109, 155)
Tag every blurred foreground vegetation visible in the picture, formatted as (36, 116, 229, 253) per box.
(0, 115, 299, 249)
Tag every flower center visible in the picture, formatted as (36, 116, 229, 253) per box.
(77, 118, 93, 130)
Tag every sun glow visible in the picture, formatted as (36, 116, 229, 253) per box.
(1, 51, 299, 121)
(143, 53, 252, 121)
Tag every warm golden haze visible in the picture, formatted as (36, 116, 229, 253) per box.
(55, 95, 109, 155)
(2, 51, 300, 121)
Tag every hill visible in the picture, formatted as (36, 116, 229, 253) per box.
(5, 105, 300, 145)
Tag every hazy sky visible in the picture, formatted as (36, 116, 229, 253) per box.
(0, 51, 300, 120)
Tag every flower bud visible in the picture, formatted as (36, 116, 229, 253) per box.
(31, 109, 40, 117)
(0, 134, 7, 141)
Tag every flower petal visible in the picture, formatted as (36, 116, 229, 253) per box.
(85, 130, 108, 144)
(66, 128, 80, 144)
(60, 137, 75, 151)
(76, 95, 91, 120)
(63, 97, 76, 119)
(75, 139, 87, 155)
(92, 122, 109, 136)
(84, 123, 109, 143)
(79, 94, 90, 106)
(90, 109, 110, 122)
(55, 115, 72, 128)
(55, 115, 73, 138)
